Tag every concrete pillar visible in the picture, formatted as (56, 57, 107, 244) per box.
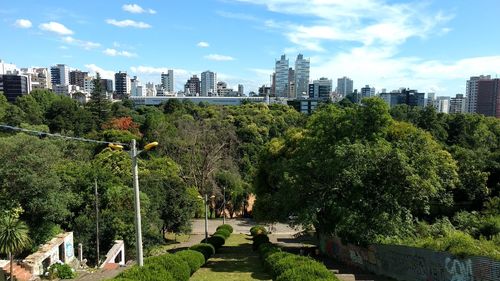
(78, 243, 83, 262)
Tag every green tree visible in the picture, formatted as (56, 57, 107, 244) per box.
(15, 95, 44, 125)
(87, 72, 111, 128)
(0, 210, 31, 281)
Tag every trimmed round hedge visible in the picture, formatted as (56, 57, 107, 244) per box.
(118, 263, 175, 281)
(145, 254, 191, 281)
(258, 243, 282, 259)
(252, 233, 270, 250)
(264, 252, 294, 272)
(276, 262, 337, 281)
(214, 228, 231, 239)
(190, 243, 216, 261)
(250, 225, 268, 236)
(217, 224, 234, 234)
(175, 250, 206, 274)
(272, 255, 316, 278)
(203, 234, 226, 249)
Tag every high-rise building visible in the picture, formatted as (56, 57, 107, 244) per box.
(20, 68, 51, 90)
(380, 89, 425, 108)
(288, 67, 295, 98)
(0, 60, 18, 75)
(466, 75, 491, 113)
(449, 94, 466, 114)
(0, 75, 29, 102)
(83, 76, 94, 94)
(161, 70, 174, 94)
(201, 70, 217, 96)
(69, 70, 88, 88)
(114, 71, 130, 99)
(309, 78, 332, 99)
(294, 54, 310, 98)
(360, 85, 375, 99)
(337, 77, 353, 97)
(435, 96, 450, 114)
(50, 64, 69, 87)
(476, 79, 500, 118)
(275, 55, 289, 97)
(100, 79, 114, 93)
(238, 84, 244, 96)
(184, 75, 200, 96)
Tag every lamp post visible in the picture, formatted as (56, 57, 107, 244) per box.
(222, 186, 226, 225)
(110, 139, 158, 267)
(198, 194, 216, 241)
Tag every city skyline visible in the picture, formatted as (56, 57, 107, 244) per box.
(1, 1, 500, 95)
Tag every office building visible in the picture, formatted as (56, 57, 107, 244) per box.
(100, 79, 113, 93)
(161, 70, 174, 94)
(238, 84, 244, 96)
(201, 70, 217, 96)
(114, 71, 130, 99)
(309, 78, 332, 100)
(275, 55, 289, 97)
(0, 60, 18, 75)
(360, 85, 375, 99)
(69, 70, 88, 88)
(337, 77, 353, 97)
(477, 79, 500, 118)
(0, 75, 29, 102)
(184, 75, 200, 96)
(21, 68, 51, 90)
(380, 89, 425, 108)
(83, 76, 94, 94)
(435, 96, 450, 114)
(294, 54, 310, 98)
(466, 75, 491, 113)
(449, 94, 466, 114)
(50, 64, 70, 87)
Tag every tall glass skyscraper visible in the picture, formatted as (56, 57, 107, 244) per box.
(274, 55, 289, 97)
(294, 54, 310, 98)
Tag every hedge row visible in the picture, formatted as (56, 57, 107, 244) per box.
(252, 233, 338, 281)
(190, 224, 233, 261)
(250, 225, 268, 236)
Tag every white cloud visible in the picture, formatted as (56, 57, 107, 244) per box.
(62, 36, 101, 50)
(39, 21, 73, 35)
(14, 19, 32, 28)
(122, 4, 156, 14)
(106, 19, 151, 29)
(197, 41, 210, 48)
(85, 64, 115, 80)
(204, 54, 235, 61)
(103, 48, 137, 57)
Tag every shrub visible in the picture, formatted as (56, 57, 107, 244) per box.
(264, 252, 293, 273)
(118, 264, 174, 281)
(145, 254, 191, 281)
(214, 228, 231, 239)
(273, 255, 315, 278)
(175, 250, 206, 274)
(204, 234, 226, 249)
(276, 262, 337, 281)
(48, 263, 75, 279)
(258, 242, 281, 259)
(190, 243, 216, 261)
(217, 224, 234, 233)
(253, 233, 270, 250)
(250, 225, 268, 236)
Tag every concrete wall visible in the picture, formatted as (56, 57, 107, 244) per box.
(319, 235, 500, 281)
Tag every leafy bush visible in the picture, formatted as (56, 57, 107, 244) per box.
(253, 233, 270, 250)
(478, 216, 500, 239)
(272, 255, 315, 278)
(258, 242, 281, 259)
(48, 263, 75, 279)
(203, 234, 226, 249)
(214, 228, 231, 239)
(190, 243, 216, 261)
(276, 262, 337, 281)
(118, 264, 174, 281)
(217, 224, 234, 233)
(250, 225, 268, 236)
(144, 254, 191, 281)
(264, 252, 293, 272)
(175, 250, 206, 274)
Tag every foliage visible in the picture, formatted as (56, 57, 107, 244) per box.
(214, 229, 231, 239)
(145, 254, 191, 281)
(250, 225, 268, 236)
(48, 263, 75, 279)
(276, 263, 337, 281)
(216, 224, 234, 234)
(175, 250, 205, 274)
(116, 263, 174, 281)
(189, 243, 216, 261)
(252, 234, 270, 251)
(203, 234, 226, 249)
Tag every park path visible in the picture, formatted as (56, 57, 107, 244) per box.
(189, 234, 271, 281)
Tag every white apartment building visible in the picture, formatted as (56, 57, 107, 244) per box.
(275, 55, 289, 98)
(161, 70, 174, 94)
(201, 70, 217, 96)
(294, 54, 310, 98)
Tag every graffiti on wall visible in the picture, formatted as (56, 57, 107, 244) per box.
(320, 235, 500, 281)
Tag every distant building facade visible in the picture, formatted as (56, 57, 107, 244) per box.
(337, 77, 353, 97)
(275, 55, 289, 97)
(309, 78, 332, 100)
(466, 75, 491, 113)
(201, 70, 216, 96)
(69, 70, 88, 88)
(114, 71, 130, 99)
(50, 64, 69, 87)
(361, 85, 375, 99)
(184, 75, 200, 96)
(449, 94, 466, 114)
(477, 79, 500, 118)
(161, 70, 174, 94)
(0, 74, 29, 102)
(294, 54, 310, 98)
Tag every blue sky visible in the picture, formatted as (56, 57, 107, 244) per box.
(1, 0, 500, 96)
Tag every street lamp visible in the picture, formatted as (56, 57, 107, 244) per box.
(222, 186, 226, 225)
(109, 139, 158, 267)
(198, 194, 216, 241)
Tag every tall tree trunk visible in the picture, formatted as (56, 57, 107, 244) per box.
(9, 252, 13, 281)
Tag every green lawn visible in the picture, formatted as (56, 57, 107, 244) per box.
(190, 234, 271, 281)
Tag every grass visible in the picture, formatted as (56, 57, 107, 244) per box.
(189, 234, 272, 281)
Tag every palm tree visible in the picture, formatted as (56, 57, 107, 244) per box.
(0, 214, 31, 281)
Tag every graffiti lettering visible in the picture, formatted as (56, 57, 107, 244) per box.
(445, 258, 473, 281)
(350, 250, 363, 265)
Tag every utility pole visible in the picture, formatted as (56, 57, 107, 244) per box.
(94, 178, 100, 266)
(131, 139, 144, 267)
(222, 186, 226, 225)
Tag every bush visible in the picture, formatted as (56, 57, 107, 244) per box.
(276, 262, 337, 281)
(258, 242, 282, 259)
(204, 234, 226, 249)
(253, 233, 270, 250)
(250, 225, 268, 236)
(118, 264, 174, 281)
(175, 250, 206, 274)
(48, 263, 75, 279)
(272, 255, 315, 278)
(145, 254, 191, 281)
(217, 224, 234, 233)
(190, 243, 216, 261)
(264, 252, 293, 273)
(214, 228, 231, 239)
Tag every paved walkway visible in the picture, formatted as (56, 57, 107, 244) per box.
(191, 218, 299, 235)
